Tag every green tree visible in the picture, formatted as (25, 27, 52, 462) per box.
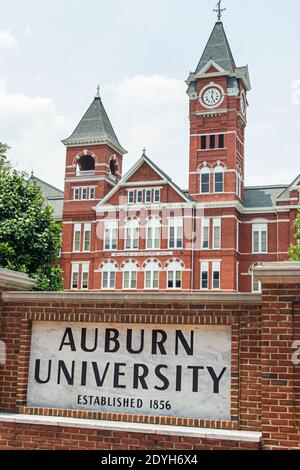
(0, 142, 11, 170)
(289, 209, 300, 261)
(0, 167, 63, 291)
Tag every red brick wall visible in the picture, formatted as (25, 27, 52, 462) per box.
(1, 279, 300, 450)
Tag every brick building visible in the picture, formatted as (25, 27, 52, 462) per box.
(60, 20, 300, 294)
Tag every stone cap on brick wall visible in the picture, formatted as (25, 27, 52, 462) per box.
(0, 268, 36, 291)
(253, 262, 300, 284)
(1, 290, 260, 304)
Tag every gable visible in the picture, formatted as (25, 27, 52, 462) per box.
(127, 161, 165, 183)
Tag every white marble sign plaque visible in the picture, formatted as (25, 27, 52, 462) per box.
(27, 322, 231, 420)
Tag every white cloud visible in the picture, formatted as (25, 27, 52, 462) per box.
(104, 75, 189, 188)
(0, 83, 70, 189)
(0, 29, 18, 50)
(25, 24, 33, 36)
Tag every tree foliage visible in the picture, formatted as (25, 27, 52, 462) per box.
(289, 209, 300, 261)
(0, 145, 63, 291)
(0, 143, 11, 170)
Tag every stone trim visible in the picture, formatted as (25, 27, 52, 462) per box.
(253, 262, 300, 284)
(0, 268, 36, 291)
(0, 413, 262, 443)
(1, 291, 261, 304)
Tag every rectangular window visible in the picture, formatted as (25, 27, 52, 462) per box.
(219, 134, 225, 149)
(89, 187, 95, 200)
(145, 271, 159, 290)
(201, 172, 210, 193)
(73, 188, 80, 200)
(82, 187, 88, 200)
(154, 189, 160, 203)
(128, 190, 135, 205)
(212, 261, 221, 290)
(201, 262, 209, 290)
(71, 264, 79, 290)
(81, 264, 89, 290)
(252, 274, 262, 293)
(147, 226, 161, 250)
(214, 171, 224, 193)
(102, 271, 116, 289)
(137, 190, 143, 204)
(125, 224, 139, 250)
(124, 271, 137, 290)
(168, 218, 183, 249)
(83, 223, 91, 252)
(210, 135, 216, 149)
(201, 136, 207, 150)
(145, 190, 152, 203)
(167, 271, 182, 290)
(73, 224, 81, 252)
(213, 218, 221, 249)
(252, 223, 268, 254)
(201, 219, 209, 249)
(104, 221, 118, 251)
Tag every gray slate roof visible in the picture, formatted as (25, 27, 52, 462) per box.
(195, 21, 236, 74)
(243, 186, 287, 209)
(62, 94, 127, 155)
(29, 176, 64, 221)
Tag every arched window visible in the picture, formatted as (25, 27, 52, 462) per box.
(144, 261, 160, 290)
(109, 159, 117, 176)
(200, 167, 210, 194)
(146, 218, 161, 250)
(125, 219, 139, 250)
(101, 262, 117, 290)
(76, 155, 95, 173)
(214, 166, 224, 193)
(123, 261, 138, 290)
(166, 260, 183, 290)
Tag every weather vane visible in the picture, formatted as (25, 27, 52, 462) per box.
(214, 0, 226, 21)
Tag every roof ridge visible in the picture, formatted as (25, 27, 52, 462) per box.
(29, 175, 64, 195)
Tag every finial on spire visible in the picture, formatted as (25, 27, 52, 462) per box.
(142, 147, 147, 157)
(95, 84, 100, 98)
(214, 0, 226, 21)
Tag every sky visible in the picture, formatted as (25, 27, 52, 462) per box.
(0, 0, 300, 191)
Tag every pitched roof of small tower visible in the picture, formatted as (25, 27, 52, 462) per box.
(62, 88, 127, 154)
(195, 21, 236, 74)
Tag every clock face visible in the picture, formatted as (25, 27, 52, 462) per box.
(202, 87, 223, 107)
(240, 92, 247, 116)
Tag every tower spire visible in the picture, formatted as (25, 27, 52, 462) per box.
(213, 0, 226, 21)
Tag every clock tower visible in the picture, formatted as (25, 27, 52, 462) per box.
(187, 20, 251, 203)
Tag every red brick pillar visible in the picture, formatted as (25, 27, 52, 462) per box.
(255, 262, 300, 450)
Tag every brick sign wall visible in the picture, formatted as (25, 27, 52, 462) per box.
(1, 263, 300, 450)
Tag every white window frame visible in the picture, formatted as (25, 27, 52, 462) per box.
(104, 220, 118, 251)
(71, 263, 79, 290)
(73, 224, 81, 253)
(137, 190, 144, 204)
(252, 223, 268, 254)
(252, 272, 262, 293)
(214, 167, 224, 193)
(83, 223, 91, 252)
(89, 187, 95, 200)
(201, 218, 210, 250)
(73, 188, 80, 200)
(102, 263, 117, 290)
(200, 168, 210, 194)
(82, 187, 88, 200)
(167, 261, 183, 290)
(128, 190, 135, 205)
(144, 262, 160, 290)
(145, 189, 152, 204)
(154, 189, 161, 203)
(201, 262, 209, 290)
(212, 261, 221, 290)
(168, 218, 183, 249)
(123, 262, 138, 290)
(213, 218, 221, 250)
(146, 219, 161, 250)
(81, 263, 89, 290)
(125, 219, 139, 250)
